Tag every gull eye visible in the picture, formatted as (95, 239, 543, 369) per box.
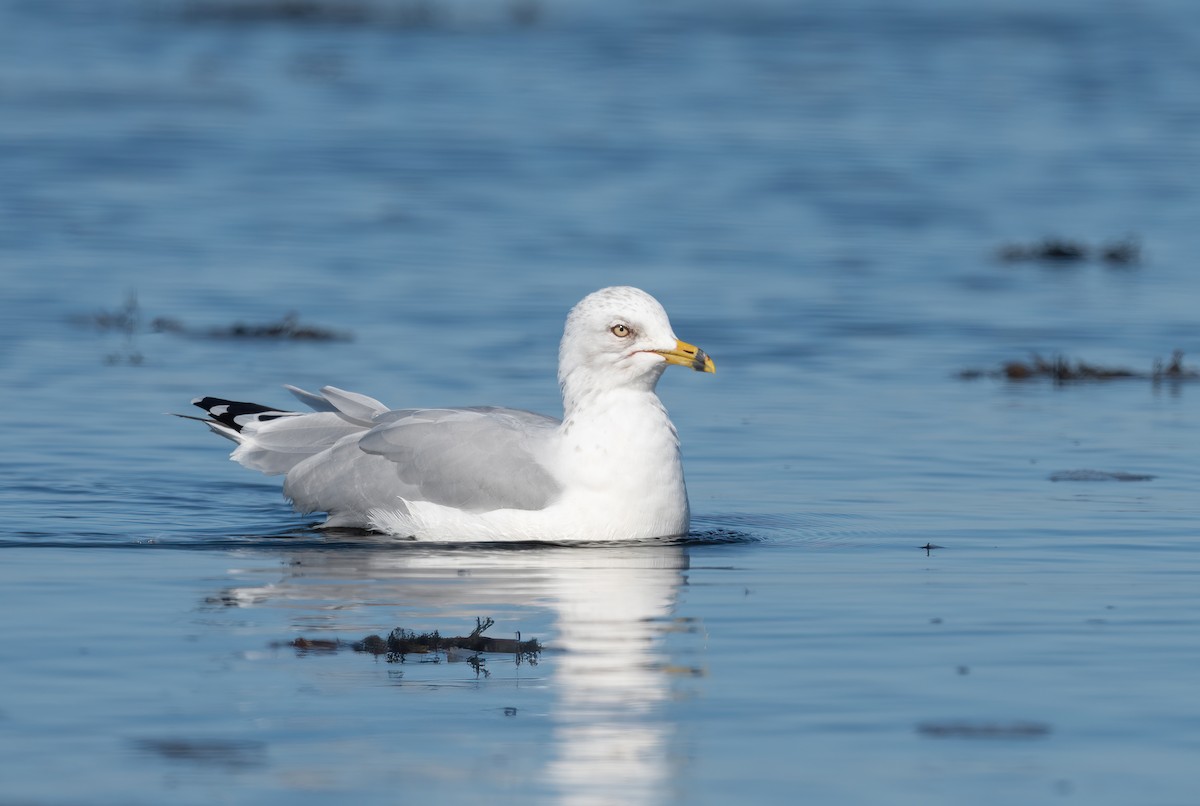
(610, 323, 631, 338)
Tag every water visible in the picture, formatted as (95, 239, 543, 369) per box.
(2, 0, 1200, 802)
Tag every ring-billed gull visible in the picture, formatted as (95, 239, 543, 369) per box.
(186, 286, 715, 541)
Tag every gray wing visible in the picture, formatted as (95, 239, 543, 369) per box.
(355, 407, 563, 512)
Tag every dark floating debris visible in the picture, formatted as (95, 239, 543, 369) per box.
(182, 0, 380, 25)
(1000, 355, 1134, 382)
(960, 351, 1199, 384)
(72, 293, 146, 364)
(74, 292, 142, 335)
(1048, 470, 1156, 482)
(280, 617, 542, 667)
(1100, 239, 1141, 264)
(917, 720, 1051, 739)
(997, 236, 1140, 265)
(131, 737, 267, 768)
(289, 637, 342, 653)
(1151, 350, 1197, 381)
(75, 294, 352, 349)
(998, 238, 1086, 263)
(178, 0, 542, 28)
(202, 312, 352, 342)
(920, 543, 942, 556)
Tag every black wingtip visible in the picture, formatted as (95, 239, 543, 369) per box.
(191, 397, 293, 432)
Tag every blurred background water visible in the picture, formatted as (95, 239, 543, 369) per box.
(2, 0, 1199, 803)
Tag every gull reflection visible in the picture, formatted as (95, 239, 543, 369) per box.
(215, 541, 692, 804)
(542, 545, 688, 806)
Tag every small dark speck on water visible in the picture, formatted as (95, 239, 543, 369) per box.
(920, 543, 942, 555)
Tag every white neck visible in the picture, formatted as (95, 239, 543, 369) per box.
(553, 383, 689, 539)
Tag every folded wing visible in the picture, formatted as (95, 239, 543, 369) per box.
(194, 386, 565, 527)
(357, 407, 563, 512)
(273, 388, 563, 523)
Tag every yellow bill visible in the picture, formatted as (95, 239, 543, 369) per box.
(654, 339, 716, 373)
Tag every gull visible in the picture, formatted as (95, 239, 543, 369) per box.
(186, 286, 715, 541)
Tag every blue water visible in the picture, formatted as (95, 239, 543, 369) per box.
(3, 0, 1200, 802)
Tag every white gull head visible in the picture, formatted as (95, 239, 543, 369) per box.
(558, 286, 714, 413)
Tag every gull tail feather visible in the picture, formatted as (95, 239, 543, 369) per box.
(182, 394, 362, 476)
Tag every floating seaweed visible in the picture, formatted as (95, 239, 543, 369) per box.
(75, 294, 353, 349)
(1151, 350, 1198, 380)
(72, 293, 146, 364)
(131, 737, 268, 768)
(177, 0, 541, 28)
(1099, 238, 1141, 264)
(182, 0, 379, 24)
(203, 312, 352, 341)
(288, 637, 342, 653)
(73, 292, 142, 335)
(997, 238, 1088, 263)
(1048, 470, 1156, 482)
(1001, 355, 1136, 382)
(917, 720, 1051, 739)
(996, 236, 1140, 265)
(960, 351, 1198, 384)
(279, 617, 542, 667)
